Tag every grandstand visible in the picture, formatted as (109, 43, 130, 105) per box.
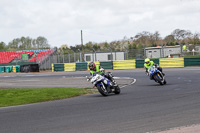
(0, 49, 55, 64)
(29, 50, 55, 62)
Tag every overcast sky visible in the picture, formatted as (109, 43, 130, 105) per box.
(0, 0, 199, 48)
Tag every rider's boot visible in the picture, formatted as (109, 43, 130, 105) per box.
(107, 85, 112, 93)
(150, 75, 153, 80)
(162, 72, 165, 76)
(111, 78, 117, 86)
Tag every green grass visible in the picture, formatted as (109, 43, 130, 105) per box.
(0, 87, 96, 107)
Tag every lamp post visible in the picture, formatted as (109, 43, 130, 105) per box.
(78, 49, 82, 62)
(71, 50, 76, 62)
(91, 48, 96, 62)
(108, 47, 113, 61)
(62, 51, 64, 63)
(124, 46, 128, 60)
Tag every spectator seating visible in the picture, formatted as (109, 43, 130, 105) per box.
(29, 50, 54, 62)
(0, 50, 54, 63)
(0, 51, 34, 63)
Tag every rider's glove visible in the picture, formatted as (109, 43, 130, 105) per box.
(86, 76, 91, 81)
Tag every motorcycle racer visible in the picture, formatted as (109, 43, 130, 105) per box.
(88, 62, 114, 91)
(88, 62, 104, 76)
(144, 58, 165, 79)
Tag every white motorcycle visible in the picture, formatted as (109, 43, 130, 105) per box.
(87, 72, 121, 96)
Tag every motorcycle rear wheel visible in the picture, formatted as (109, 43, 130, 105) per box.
(97, 84, 109, 96)
(114, 85, 121, 94)
(164, 79, 167, 84)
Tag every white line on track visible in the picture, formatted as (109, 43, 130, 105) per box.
(114, 77, 136, 88)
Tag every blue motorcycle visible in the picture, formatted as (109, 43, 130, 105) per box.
(87, 72, 120, 96)
(148, 66, 167, 85)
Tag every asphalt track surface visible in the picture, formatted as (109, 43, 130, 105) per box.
(0, 67, 200, 133)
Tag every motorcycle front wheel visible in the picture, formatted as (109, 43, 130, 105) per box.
(97, 84, 109, 96)
(154, 74, 164, 85)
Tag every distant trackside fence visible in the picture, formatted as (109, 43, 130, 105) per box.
(52, 57, 200, 72)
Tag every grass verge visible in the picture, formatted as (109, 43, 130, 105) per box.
(0, 87, 96, 107)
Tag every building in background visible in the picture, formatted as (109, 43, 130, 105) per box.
(145, 45, 181, 58)
(84, 51, 125, 62)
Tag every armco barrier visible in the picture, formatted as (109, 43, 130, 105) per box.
(76, 62, 88, 71)
(52, 57, 200, 72)
(184, 57, 200, 66)
(100, 61, 113, 69)
(136, 59, 144, 68)
(159, 58, 184, 68)
(113, 60, 135, 69)
(52, 64, 54, 72)
(64, 63, 76, 71)
(54, 63, 64, 71)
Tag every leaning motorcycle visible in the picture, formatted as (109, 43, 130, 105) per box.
(87, 72, 121, 96)
(148, 66, 167, 85)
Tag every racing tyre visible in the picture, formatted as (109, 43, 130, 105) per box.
(114, 85, 121, 94)
(154, 74, 163, 85)
(97, 84, 109, 96)
(164, 80, 167, 85)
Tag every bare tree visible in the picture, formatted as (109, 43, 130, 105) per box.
(171, 29, 191, 44)
(164, 35, 176, 46)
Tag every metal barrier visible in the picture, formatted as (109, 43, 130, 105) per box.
(53, 63, 64, 71)
(64, 63, 76, 71)
(159, 58, 184, 68)
(184, 57, 200, 67)
(100, 61, 113, 69)
(52, 57, 200, 72)
(113, 60, 136, 70)
(76, 62, 88, 71)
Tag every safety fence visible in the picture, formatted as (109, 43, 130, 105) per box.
(159, 58, 184, 68)
(0, 62, 38, 73)
(184, 57, 200, 67)
(1, 57, 199, 73)
(113, 60, 135, 70)
(0, 64, 39, 73)
(0, 65, 20, 73)
(52, 57, 200, 72)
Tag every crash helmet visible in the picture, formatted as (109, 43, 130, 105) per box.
(145, 58, 150, 66)
(88, 62, 96, 71)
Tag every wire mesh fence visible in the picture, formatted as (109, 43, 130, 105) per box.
(38, 45, 200, 70)
(1, 44, 200, 71)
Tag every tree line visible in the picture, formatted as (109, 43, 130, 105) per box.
(59, 29, 200, 54)
(0, 36, 50, 52)
(1, 29, 200, 53)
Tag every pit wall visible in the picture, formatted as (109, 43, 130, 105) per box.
(52, 57, 200, 72)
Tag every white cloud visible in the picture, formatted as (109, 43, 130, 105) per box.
(0, 0, 200, 47)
